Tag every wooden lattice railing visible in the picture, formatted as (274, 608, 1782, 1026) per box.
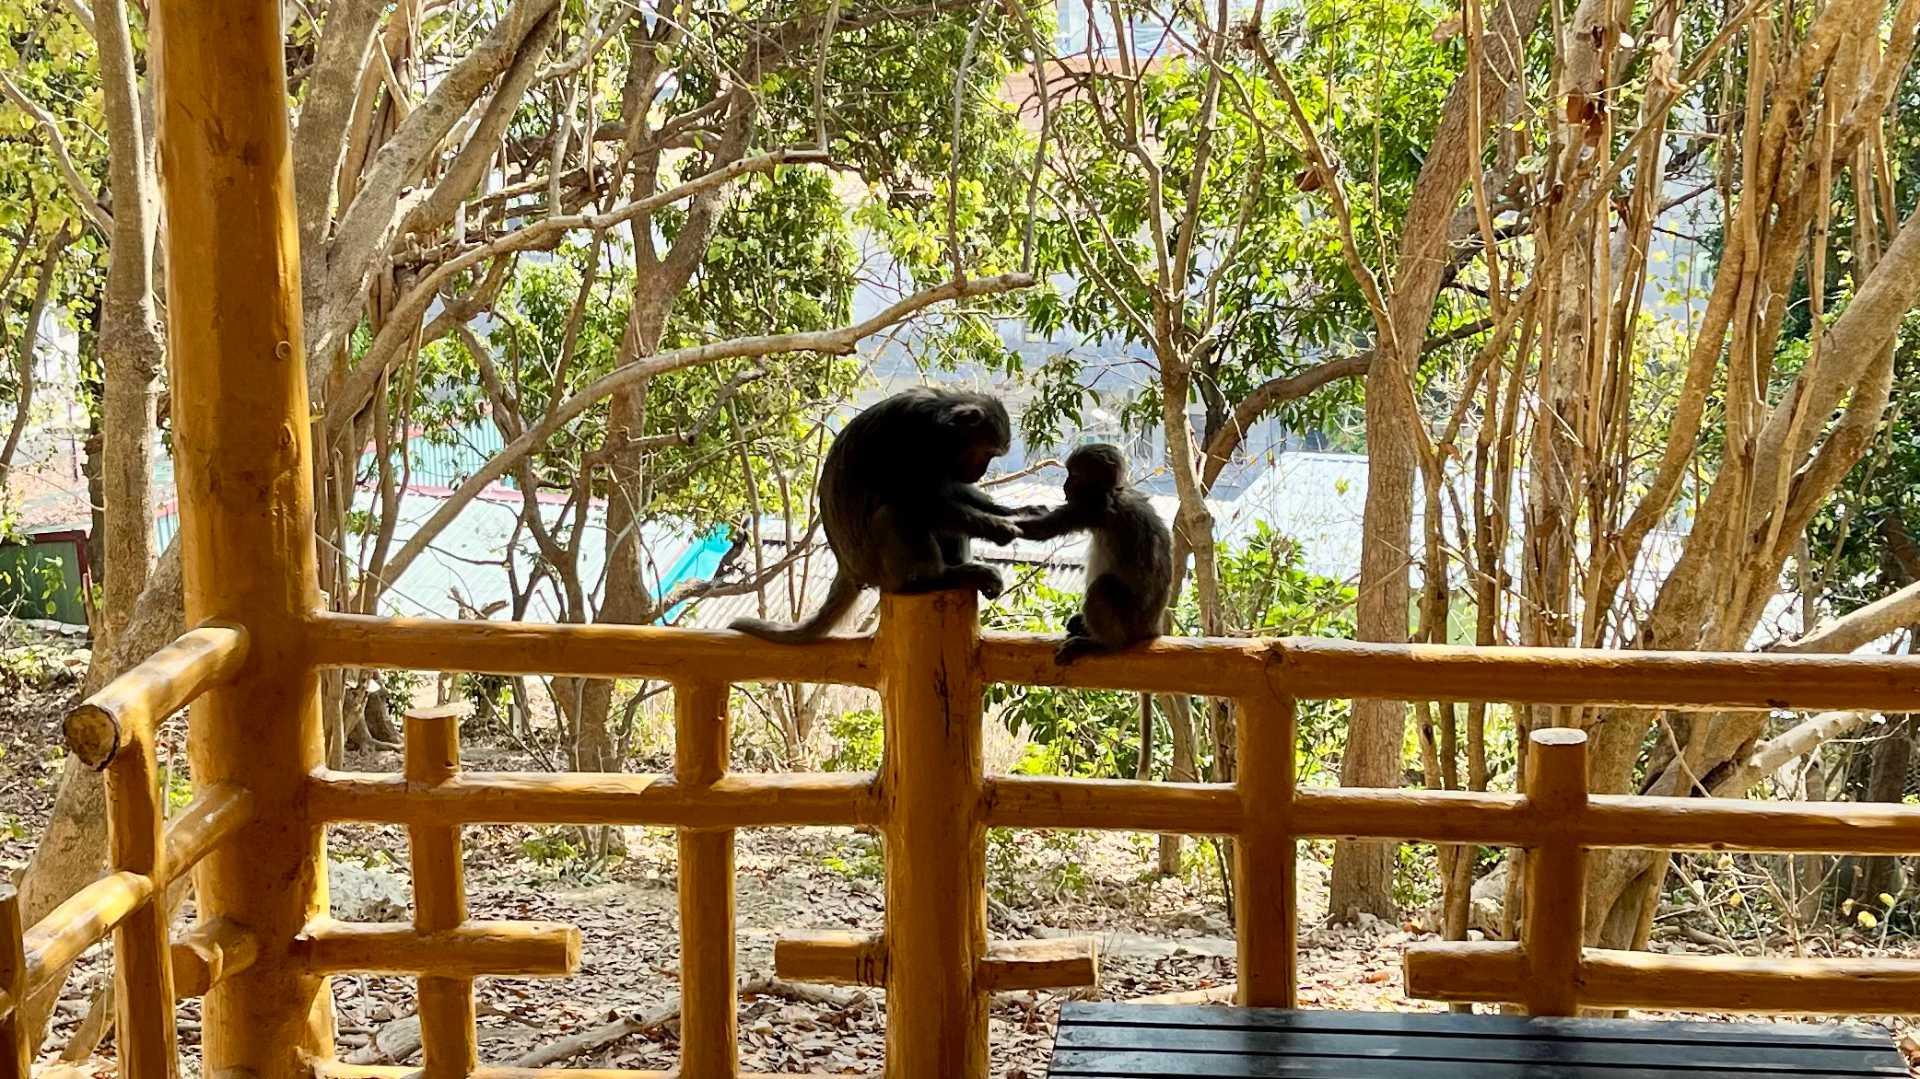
(0, 626, 256, 1079)
(10, 589, 1920, 1079)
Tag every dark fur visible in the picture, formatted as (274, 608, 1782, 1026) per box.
(730, 388, 1027, 642)
(1019, 443, 1173, 664)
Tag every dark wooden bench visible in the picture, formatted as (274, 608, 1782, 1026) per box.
(1049, 1003, 1908, 1077)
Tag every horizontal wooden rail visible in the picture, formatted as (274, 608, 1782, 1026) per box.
(1405, 940, 1920, 1014)
(774, 930, 887, 986)
(1269, 638, 1920, 710)
(308, 612, 877, 687)
(63, 624, 249, 768)
(983, 776, 1243, 833)
(978, 938, 1099, 993)
(312, 613, 1920, 712)
(298, 920, 581, 977)
(315, 1065, 827, 1079)
(170, 919, 258, 999)
(163, 784, 255, 875)
(308, 770, 877, 828)
(984, 777, 1920, 855)
(22, 870, 154, 997)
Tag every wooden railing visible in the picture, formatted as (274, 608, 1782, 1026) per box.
(12, 592, 1920, 1078)
(0, 626, 256, 1079)
(286, 591, 1920, 1078)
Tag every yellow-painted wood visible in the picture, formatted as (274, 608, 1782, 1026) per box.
(880, 592, 987, 1079)
(1234, 694, 1296, 1006)
(308, 770, 876, 829)
(772, 930, 888, 987)
(298, 921, 580, 977)
(1521, 728, 1588, 1016)
(63, 625, 248, 769)
(977, 937, 1098, 992)
(152, 0, 330, 1070)
(105, 704, 179, 1078)
(169, 919, 258, 1000)
(407, 704, 477, 1079)
(0, 887, 28, 1079)
(675, 681, 739, 1079)
(310, 612, 877, 687)
(22, 871, 154, 996)
(161, 785, 255, 880)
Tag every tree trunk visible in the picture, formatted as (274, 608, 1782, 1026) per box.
(1857, 714, 1912, 902)
(1159, 693, 1195, 876)
(1329, 0, 1548, 920)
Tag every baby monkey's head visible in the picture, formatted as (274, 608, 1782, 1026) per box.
(1064, 442, 1127, 503)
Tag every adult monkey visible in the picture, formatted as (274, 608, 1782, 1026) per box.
(730, 387, 1033, 642)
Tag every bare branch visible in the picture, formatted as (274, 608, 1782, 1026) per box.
(330, 147, 828, 435)
(1773, 578, 1920, 656)
(373, 271, 1034, 587)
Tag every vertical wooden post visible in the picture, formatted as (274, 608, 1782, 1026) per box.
(152, 0, 331, 1073)
(880, 592, 987, 1079)
(676, 682, 738, 1079)
(1521, 728, 1588, 1016)
(106, 725, 179, 1077)
(0, 887, 28, 1079)
(1234, 694, 1297, 1007)
(407, 704, 476, 1078)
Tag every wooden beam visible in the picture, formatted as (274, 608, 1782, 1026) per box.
(1273, 638, 1920, 711)
(1293, 788, 1539, 846)
(1403, 940, 1920, 1015)
(153, 0, 332, 1068)
(308, 612, 878, 687)
(1402, 941, 1526, 1004)
(104, 688, 179, 1075)
(880, 592, 987, 1079)
(63, 625, 248, 768)
(0, 887, 28, 1079)
(773, 931, 887, 987)
(308, 770, 876, 829)
(977, 938, 1098, 993)
(981, 775, 1241, 834)
(1579, 795, 1920, 854)
(298, 921, 581, 978)
(1521, 729, 1587, 1016)
(314, 1066, 816, 1079)
(21, 871, 153, 997)
(979, 633, 1273, 698)
(170, 919, 259, 1000)
(162, 783, 255, 882)
(1233, 694, 1295, 1007)
(675, 682, 738, 1079)
(407, 705, 477, 1079)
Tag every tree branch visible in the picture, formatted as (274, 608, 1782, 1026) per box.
(310, 0, 565, 365)
(372, 271, 1034, 587)
(0, 72, 110, 235)
(328, 146, 828, 435)
(1772, 578, 1920, 655)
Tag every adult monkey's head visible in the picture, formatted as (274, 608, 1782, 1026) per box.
(940, 392, 1013, 482)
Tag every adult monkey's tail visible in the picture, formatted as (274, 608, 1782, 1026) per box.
(729, 571, 863, 643)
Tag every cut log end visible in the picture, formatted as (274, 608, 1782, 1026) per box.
(64, 704, 121, 770)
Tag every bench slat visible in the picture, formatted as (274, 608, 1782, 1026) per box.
(1051, 1005, 1905, 1079)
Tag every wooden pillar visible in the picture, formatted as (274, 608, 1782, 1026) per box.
(106, 718, 179, 1078)
(879, 592, 987, 1079)
(1234, 694, 1297, 1006)
(1521, 728, 1588, 1016)
(0, 887, 28, 1079)
(676, 682, 738, 1079)
(151, 0, 331, 1073)
(407, 705, 476, 1078)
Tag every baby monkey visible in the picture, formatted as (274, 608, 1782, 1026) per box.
(1019, 443, 1173, 664)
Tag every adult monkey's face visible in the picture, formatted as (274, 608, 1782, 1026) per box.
(947, 396, 1011, 482)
